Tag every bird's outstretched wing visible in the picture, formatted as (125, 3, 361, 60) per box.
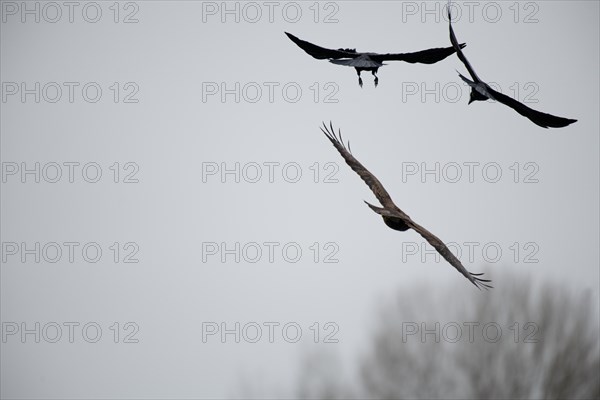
(363, 201, 491, 289)
(320, 122, 395, 209)
(371, 44, 466, 64)
(448, 8, 482, 83)
(448, 7, 576, 128)
(486, 88, 577, 128)
(406, 219, 493, 290)
(322, 122, 492, 289)
(285, 32, 359, 60)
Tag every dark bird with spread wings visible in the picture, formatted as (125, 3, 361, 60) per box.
(321, 122, 492, 289)
(448, 8, 577, 128)
(285, 32, 465, 88)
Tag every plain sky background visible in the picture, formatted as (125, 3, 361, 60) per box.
(1, 1, 598, 398)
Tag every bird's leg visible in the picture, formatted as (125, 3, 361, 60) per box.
(372, 70, 378, 87)
(356, 69, 363, 88)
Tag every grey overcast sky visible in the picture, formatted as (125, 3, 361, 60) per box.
(1, 1, 598, 398)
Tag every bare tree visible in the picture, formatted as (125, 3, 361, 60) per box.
(295, 273, 600, 399)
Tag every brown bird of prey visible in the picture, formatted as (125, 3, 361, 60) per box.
(321, 122, 492, 289)
(448, 8, 576, 128)
(285, 32, 465, 88)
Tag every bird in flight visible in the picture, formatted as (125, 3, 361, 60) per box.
(285, 32, 465, 88)
(321, 122, 492, 289)
(447, 8, 577, 128)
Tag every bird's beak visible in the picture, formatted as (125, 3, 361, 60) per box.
(468, 98, 474, 105)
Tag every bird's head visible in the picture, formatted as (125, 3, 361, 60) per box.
(468, 91, 476, 105)
(468, 89, 487, 105)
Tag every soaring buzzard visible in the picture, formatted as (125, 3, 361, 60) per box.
(448, 8, 576, 128)
(321, 122, 492, 289)
(285, 32, 465, 87)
